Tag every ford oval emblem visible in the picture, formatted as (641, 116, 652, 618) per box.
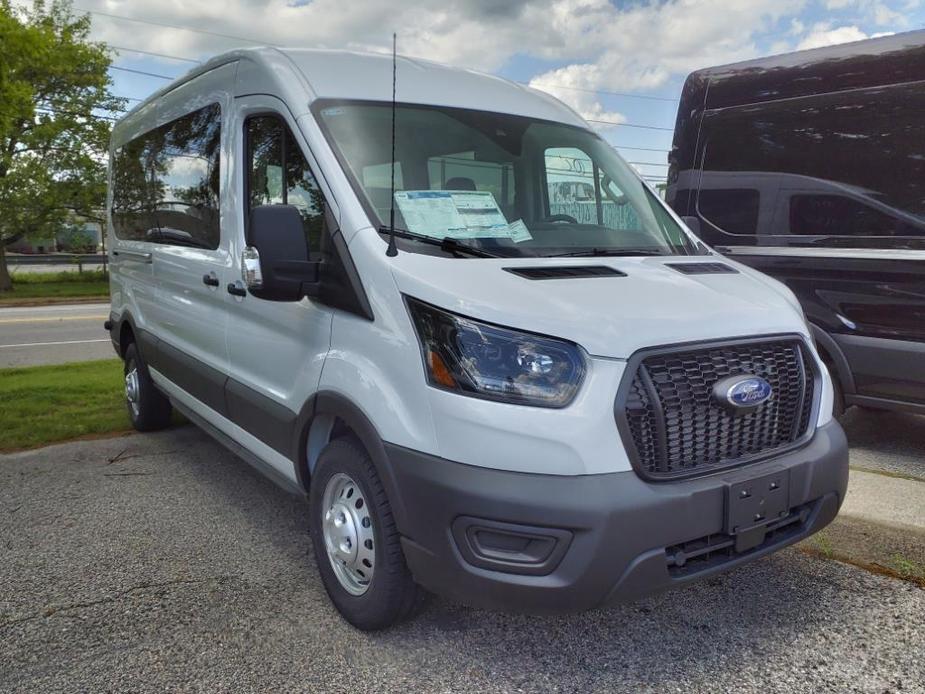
(713, 375, 773, 412)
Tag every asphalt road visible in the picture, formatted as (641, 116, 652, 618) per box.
(0, 302, 112, 368)
(2, 426, 924, 693)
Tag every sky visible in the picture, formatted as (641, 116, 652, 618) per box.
(44, 0, 925, 183)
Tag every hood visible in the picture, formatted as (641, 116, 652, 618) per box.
(389, 254, 809, 359)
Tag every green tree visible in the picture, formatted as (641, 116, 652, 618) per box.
(0, 0, 122, 291)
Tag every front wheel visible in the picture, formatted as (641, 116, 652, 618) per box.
(123, 342, 172, 431)
(309, 437, 423, 630)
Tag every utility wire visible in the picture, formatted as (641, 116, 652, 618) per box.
(109, 65, 177, 80)
(81, 7, 680, 107)
(74, 6, 275, 45)
(109, 45, 202, 64)
(587, 118, 673, 131)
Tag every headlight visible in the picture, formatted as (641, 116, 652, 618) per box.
(406, 297, 586, 408)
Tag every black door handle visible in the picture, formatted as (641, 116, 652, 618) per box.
(202, 273, 219, 287)
(227, 282, 247, 297)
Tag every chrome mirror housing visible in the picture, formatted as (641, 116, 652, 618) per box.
(242, 246, 263, 289)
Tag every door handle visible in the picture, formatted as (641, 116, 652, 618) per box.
(202, 272, 219, 287)
(227, 282, 247, 297)
(112, 250, 152, 263)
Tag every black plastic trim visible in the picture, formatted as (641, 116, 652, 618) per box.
(614, 333, 822, 482)
(225, 378, 298, 457)
(381, 421, 848, 614)
(503, 266, 627, 280)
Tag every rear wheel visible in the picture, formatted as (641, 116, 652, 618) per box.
(309, 436, 423, 630)
(123, 342, 172, 431)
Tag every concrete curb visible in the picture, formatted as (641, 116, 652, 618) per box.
(799, 467, 925, 586)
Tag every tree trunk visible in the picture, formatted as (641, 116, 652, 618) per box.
(0, 244, 12, 292)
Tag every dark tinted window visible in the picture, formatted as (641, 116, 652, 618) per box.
(697, 188, 759, 235)
(110, 104, 221, 249)
(246, 115, 326, 253)
(790, 194, 923, 236)
(700, 82, 925, 238)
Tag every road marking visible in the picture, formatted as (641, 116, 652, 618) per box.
(0, 314, 106, 325)
(0, 339, 111, 349)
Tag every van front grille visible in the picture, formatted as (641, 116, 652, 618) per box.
(617, 338, 816, 480)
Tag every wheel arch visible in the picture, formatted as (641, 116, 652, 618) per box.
(809, 324, 856, 396)
(294, 391, 409, 531)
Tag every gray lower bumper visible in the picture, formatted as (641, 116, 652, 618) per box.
(382, 421, 849, 614)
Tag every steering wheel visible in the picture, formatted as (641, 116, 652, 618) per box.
(541, 214, 579, 224)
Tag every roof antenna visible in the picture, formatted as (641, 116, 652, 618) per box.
(385, 32, 399, 257)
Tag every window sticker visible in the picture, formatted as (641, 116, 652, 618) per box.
(394, 190, 514, 239)
(507, 219, 533, 243)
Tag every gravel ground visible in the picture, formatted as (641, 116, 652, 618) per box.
(2, 427, 924, 694)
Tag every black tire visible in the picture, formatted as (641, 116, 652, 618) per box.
(123, 342, 172, 431)
(309, 436, 423, 630)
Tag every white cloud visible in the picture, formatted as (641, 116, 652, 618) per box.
(795, 24, 868, 49)
(59, 0, 911, 127)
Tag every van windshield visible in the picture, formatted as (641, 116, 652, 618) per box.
(314, 101, 695, 258)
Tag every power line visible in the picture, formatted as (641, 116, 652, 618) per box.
(109, 45, 202, 64)
(613, 145, 670, 153)
(74, 6, 274, 46)
(81, 7, 681, 108)
(109, 65, 176, 80)
(35, 107, 118, 122)
(588, 118, 673, 131)
(628, 161, 669, 167)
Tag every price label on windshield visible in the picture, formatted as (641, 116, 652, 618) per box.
(395, 190, 514, 239)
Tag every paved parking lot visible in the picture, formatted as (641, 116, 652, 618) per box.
(2, 419, 924, 693)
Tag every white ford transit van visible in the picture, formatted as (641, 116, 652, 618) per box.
(106, 48, 849, 630)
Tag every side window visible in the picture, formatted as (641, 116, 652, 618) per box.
(111, 137, 154, 241)
(110, 103, 221, 249)
(544, 147, 639, 229)
(789, 194, 923, 237)
(246, 115, 326, 254)
(697, 188, 760, 235)
(700, 82, 925, 239)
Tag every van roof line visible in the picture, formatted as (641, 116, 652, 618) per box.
(116, 47, 587, 130)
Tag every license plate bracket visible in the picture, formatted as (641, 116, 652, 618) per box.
(725, 468, 790, 551)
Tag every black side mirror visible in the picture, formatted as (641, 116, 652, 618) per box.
(245, 205, 321, 302)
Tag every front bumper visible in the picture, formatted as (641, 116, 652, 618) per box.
(382, 421, 848, 614)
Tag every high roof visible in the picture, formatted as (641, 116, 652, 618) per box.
(123, 47, 587, 128)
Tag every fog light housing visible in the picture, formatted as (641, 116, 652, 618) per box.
(451, 516, 572, 576)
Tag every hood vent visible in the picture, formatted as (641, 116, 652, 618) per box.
(504, 265, 627, 280)
(666, 262, 738, 275)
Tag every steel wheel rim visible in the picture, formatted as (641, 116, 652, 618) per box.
(321, 472, 375, 596)
(125, 366, 140, 418)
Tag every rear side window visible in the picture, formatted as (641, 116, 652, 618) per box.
(697, 188, 760, 235)
(110, 104, 221, 249)
(699, 81, 925, 238)
(789, 194, 923, 237)
(245, 115, 326, 254)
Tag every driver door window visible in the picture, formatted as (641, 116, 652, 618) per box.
(246, 115, 327, 254)
(544, 147, 639, 230)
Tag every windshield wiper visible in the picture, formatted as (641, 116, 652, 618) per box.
(544, 248, 667, 258)
(377, 226, 500, 258)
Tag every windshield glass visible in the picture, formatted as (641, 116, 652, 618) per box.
(315, 101, 694, 258)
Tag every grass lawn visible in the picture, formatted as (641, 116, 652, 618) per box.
(0, 359, 132, 452)
(1, 269, 109, 304)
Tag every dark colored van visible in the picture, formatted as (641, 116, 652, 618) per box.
(667, 30, 925, 416)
